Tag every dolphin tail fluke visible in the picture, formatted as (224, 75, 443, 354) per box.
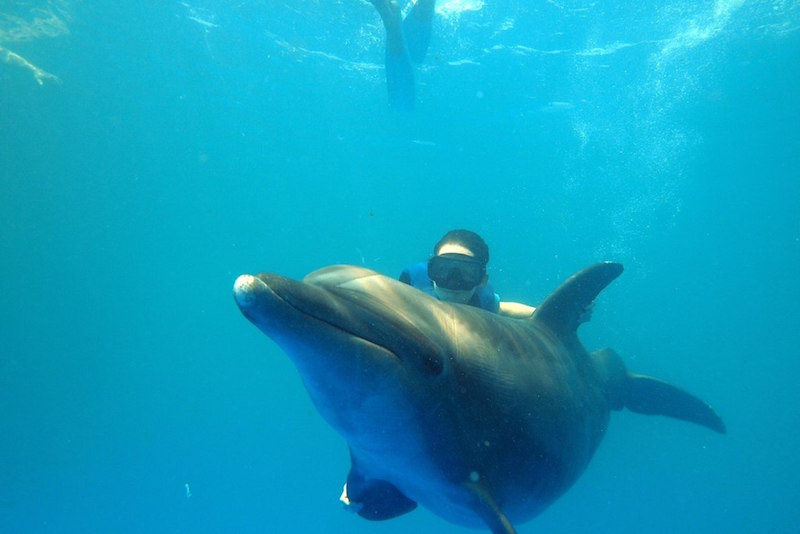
(625, 373, 727, 434)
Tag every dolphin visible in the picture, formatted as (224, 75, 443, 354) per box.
(233, 262, 724, 533)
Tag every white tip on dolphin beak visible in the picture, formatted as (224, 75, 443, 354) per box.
(234, 274, 259, 307)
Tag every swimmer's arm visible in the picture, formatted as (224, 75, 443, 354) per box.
(499, 300, 594, 322)
(498, 301, 536, 318)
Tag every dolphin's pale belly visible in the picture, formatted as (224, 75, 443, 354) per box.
(347, 434, 503, 529)
(352, 445, 489, 527)
(327, 356, 608, 529)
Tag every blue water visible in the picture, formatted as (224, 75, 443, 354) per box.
(1, 1, 798, 532)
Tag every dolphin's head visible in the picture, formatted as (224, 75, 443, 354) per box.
(233, 265, 455, 450)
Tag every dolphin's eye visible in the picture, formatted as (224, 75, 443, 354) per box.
(424, 353, 443, 375)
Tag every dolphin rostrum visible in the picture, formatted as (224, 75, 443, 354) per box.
(233, 262, 725, 533)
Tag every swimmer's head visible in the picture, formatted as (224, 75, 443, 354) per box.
(428, 230, 489, 301)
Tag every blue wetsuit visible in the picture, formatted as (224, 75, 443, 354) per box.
(399, 262, 500, 313)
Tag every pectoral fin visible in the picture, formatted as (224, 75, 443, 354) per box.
(341, 454, 417, 521)
(465, 480, 516, 534)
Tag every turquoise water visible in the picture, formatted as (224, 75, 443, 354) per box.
(1, 1, 798, 532)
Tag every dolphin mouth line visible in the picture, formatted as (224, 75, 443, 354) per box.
(250, 274, 403, 362)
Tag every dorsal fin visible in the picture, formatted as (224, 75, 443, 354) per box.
(532, 262, 623, 335)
